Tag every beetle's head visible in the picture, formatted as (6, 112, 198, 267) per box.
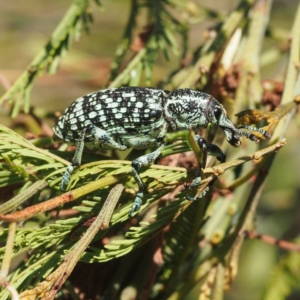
(207, 101, 243, 147)
(207, 100, 270, 147)
(207, 98, 271, 147)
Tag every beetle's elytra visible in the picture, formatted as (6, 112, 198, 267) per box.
(53, 87, 270, 216)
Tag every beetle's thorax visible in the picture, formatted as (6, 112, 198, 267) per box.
(164, 89, 215, 132)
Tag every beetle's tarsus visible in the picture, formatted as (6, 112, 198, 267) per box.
(60, 165, 74, 191)
(129, 191, 143, 217)
(186, 186, 209, 201)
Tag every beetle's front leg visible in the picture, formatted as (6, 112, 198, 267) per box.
(186, 135, 225, 201)
(129, 145, 164, 217)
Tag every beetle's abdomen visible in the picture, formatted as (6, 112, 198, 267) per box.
(53, 87, 168, 144)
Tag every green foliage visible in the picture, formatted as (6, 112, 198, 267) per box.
(0, 125, 66, 187)
(0, 123, 193, 297)
(108, 0, 189, 87)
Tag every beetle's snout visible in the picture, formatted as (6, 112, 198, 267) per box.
(217, 112, 242, 147)
(222, 127, 242, 147)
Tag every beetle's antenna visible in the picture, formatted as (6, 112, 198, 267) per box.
(238, 125, 271, 139)
(238, 130, 259, 142)
(237, 125, 271, 142)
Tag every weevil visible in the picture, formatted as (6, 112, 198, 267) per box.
(53, 87, 270, 216)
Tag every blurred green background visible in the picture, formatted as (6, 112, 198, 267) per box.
(1, 1, 300, 299)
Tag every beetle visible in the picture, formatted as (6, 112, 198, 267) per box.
(53, 87, 270, 216)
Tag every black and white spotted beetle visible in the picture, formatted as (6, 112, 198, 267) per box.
(53, 87, 270, 216)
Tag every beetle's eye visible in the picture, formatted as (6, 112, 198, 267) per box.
(214, 107, 222, 121)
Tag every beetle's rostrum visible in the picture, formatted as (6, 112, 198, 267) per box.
(53, 87, 270, 216)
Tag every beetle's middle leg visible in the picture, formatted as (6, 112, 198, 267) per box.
(186, 135, 225, 201)
(129, 145, 164, 217)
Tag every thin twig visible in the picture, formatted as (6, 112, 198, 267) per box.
(0, 222, 17, 277)
(0, 222, 19, 300)
(0, 180, 48, 214)
(244, 230, 300, 252)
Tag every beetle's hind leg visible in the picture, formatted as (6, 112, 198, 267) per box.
(186, 136, 225, 201)
(129, 145, 164, 217)
(60, 125, 127, 191)
(60, 128, 87, 191)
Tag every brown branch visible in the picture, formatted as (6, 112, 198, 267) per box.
(0, 175, 121, 222)
(244, 230, 300, 252)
